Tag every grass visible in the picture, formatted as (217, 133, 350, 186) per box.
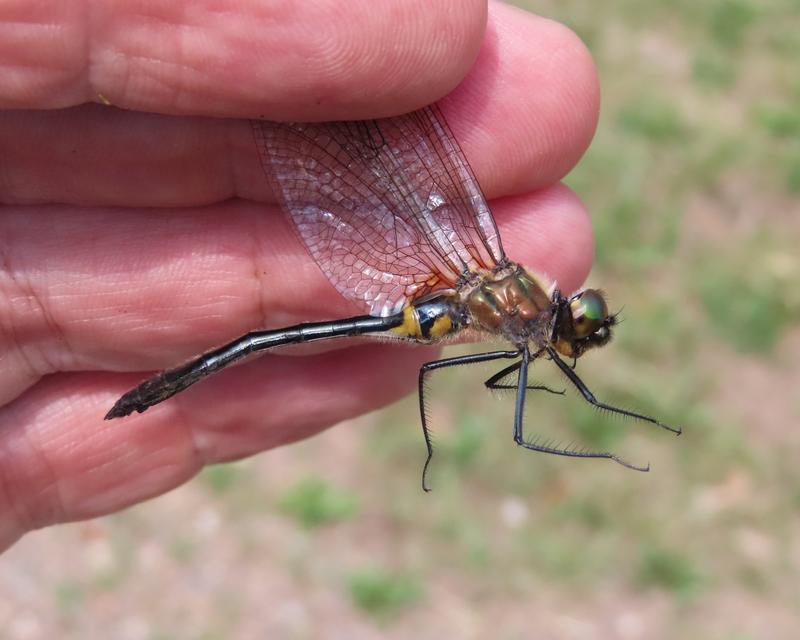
(200, 463, 242, 494)
(692, 49, 738, 88)
(708, 0, 759, 49)
(637, 544, 703, 599)
(787, 153, 800, 193)
(347, 568, 423, 620)
(446, 415, 489, 469)
(695, 237, 800, 354)
(616, 97, 689, 142)
(756, 104, 800, 138)
(278, 477, 359, 528)
(54, 581, 84, 612)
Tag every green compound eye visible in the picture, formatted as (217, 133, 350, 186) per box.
(582, 293, 604, 321)
(573, 289, 608, 323)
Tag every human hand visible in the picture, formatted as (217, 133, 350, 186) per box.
(0, 0, 598, 552)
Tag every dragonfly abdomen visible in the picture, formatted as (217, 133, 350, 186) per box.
(105, 315, 404, 419)
(389, 295, 467, 343)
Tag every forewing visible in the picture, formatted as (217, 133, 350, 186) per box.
(252, 104, 506, 316)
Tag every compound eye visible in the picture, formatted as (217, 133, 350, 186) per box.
(579, 290, 607, 321)
(570, 290, 609, 338)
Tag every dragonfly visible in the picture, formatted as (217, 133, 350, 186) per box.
(105, 104, 681, 490)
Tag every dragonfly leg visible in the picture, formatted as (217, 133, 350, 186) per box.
(513, 347, 650, 472)
(418, 349, 520, 492)
(545, 347, 682, 436)
(484, 359, 565, 396)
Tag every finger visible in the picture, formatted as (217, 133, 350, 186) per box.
(444, 2, 599, 200)
(0, 340, 433, 551)
(0, 184, 591, 403)
(0, 0, 486, 119)
(0, 6, 598, 206)
(499, 182, 594, 294)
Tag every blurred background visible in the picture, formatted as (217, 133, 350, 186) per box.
(3, 1, 800, 638)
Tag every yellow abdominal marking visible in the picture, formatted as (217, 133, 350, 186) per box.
(390, 306, 422, 339)
(427, 314, 453, 339)
(388, 305, 454, 341)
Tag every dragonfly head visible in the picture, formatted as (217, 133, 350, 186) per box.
(551, 289, 616, 358)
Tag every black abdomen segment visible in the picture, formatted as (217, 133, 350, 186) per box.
(389, 296, 467, 343)
(105, 314, 404, 419)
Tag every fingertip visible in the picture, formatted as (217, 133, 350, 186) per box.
(89, 0, 487, 119)
(445, 3, 600, 195)
(493, 183, 594, 294)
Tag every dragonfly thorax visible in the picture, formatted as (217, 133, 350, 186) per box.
(464, 265, 555, 346)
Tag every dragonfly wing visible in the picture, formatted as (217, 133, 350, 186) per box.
(252, 105, 506, 317)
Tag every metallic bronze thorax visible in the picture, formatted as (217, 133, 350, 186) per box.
(464, 266, 553, 344)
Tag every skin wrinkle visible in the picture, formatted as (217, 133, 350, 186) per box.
(0, 429, 27, 547)
(0, 20, 53, 69)
(0, 247, 49, 397)
(496, 13, 595, 184)
(0, 345, 41, 408)
(23, 374, 203, 519)
(125, 53, 183, 109)
(22, 272, 73, 377)
(2, 421, 64, 533)
(174, 3, 474, 117)
(80, 424, 185, 494)
(1, 5, 76, 106)
(98, 46, 130, 108)
(0, 475, 24, 550)
(251, 206, 272, 347)
(81, 0, 93, 99)
(52, 1, 485, 116)
(107, 8, 189, 106)
(168, 16, 239, 112)
(227, 120, 250, 204)
(87, 394, 201, 511)
(540, 40, 596, 153)
(168, 23, 193, 114)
